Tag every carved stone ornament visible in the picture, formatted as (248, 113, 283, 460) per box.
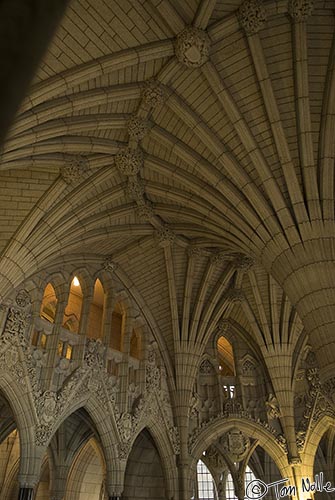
(217, 318, 230, 334)
(38, 391, 58, 426)
(146, 343, 161, 391)
(118, 412, 133, 442)
(168, 426, 181, 455)
(210, 251, 226, 266)
(265, 393, 281, 419)
(175, 26, 210, 68)
(155, 226, 176, 247)
(235, 254, 255, 271)
(61, 155, 89, 184)
(115, 147, 143, 176)
(241, 357, 257, 376)
(238, 0, 267, 35)
(288, 0, 313, 21)
(224, 399, 244, 415)
(128, 115, 149, 141)
(135, 203, 154, 221)
(83, 338, 106, 370)
(103, 256, 119, 273)
(126, 176, 145, 201)
(221, 428, 250, 462)
(199, 359, 214, 374)
(15, 289, 31, 308)
(2, 308, 28, 338)
(187, 246, 205, 258)
(226, 289, 245, 304)
(142, 79, 166, 109)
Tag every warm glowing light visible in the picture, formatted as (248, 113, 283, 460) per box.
(73, 276, 80, 287)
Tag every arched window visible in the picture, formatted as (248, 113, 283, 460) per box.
(217, 336, 235, 376)
(63, 276, 83, 333)
(110, 303, 123, 351)
(130, 329, 141, 359)
(87, 279, 105, 339)
(226, 465, 257, 500)
(193, 460, 217, 500)
(40, 283, 57, 323)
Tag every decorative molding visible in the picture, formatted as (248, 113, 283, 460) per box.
(238, 0, 267, 35)
(175, 26, 210, 68)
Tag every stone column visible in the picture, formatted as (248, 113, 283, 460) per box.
(18, 488, 34, 500)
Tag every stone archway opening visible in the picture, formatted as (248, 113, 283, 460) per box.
(123, 428, 167, 500)
(0, 393, 20, 500)
(65, 437, 107, 500)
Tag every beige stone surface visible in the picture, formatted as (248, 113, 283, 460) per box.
(0, 0, 334, 499)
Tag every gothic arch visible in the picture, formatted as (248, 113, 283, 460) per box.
(189, 417, 292, 484)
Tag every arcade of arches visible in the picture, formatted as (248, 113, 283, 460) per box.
(0, 0, 334, 499)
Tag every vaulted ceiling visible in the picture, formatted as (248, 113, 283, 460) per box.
(0, 0, 334, 377)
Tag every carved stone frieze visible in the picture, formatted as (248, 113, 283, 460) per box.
(115, 147, 143, 176)
(238, 0, 267, 35)
(175, 27, 210, 68)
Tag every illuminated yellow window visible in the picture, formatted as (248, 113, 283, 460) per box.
(57, 341, 64, 356)
(31, 331, 39, 347)
(40, 334, 47, 349)
(65, 344, 73, 360)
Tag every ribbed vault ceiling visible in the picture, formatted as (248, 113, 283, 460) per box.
(0, 0, 334, 376)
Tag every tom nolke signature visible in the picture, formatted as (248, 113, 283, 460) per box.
(246, 473, 335, 499)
